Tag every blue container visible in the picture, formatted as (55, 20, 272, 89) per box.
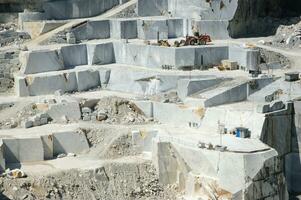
(236, 129, 241, 138)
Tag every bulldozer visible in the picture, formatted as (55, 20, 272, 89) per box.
(174, 32, 212, 47)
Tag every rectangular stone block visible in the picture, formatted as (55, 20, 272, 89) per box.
(124, 43, 150, 66)
(147, 45, 176, 68)
(110, 19, 137, 39)
(87, 43, 115, 65)
(53, 131, 89, 156)
(19, 49, 64, 74)
(72, 20, 110, 41)
(229, 45, 260, 71)
(195, 46, 229, 68)
(137, 19, 168, 40)
(60, 44, 87, 68)
(21, 71, 77, 96)
(98, 68, 111, 85)
(133, 101, 153, 117)
(174, 47, 195, 69)
(14, 75, 29, 97)
(76, 69, 100, 91)
(177, 78, 224, 100)
(40, 135, 53, 160)
(221, 60, 238, 70)
(2, 139, 18, 163)
(3, 138, 44, 163)
(167, 18, 184, 38)
(204, 82, 248, 107)
(47, 101, 81, 122)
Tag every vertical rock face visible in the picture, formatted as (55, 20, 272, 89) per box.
(0, 0, 43, 12)
(137, 0, 301, 38)
(229, 0, 301, 38)
(138, 0, 239, 20)
(286, 101, 301, 195)
(258, 101, 301, 197)
(168, 0, 239, 20)
(152, 138, 288, 200)
(0, 50, 20, 93)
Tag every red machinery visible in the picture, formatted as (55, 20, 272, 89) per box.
(183, 33, 212, 45)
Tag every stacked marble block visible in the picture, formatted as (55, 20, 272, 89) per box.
(15, 41, 261, 97)
(0, 128, 90, 172)
(15, 43, 112, 97)
(71, 18, 184, 41)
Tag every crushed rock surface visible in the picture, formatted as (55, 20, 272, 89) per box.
(0, 160, 178, 200)
(92, 96, 148, 124)
(0, 22, 31, 47)
(0, 102, 40, 130)
(268, 19, 301, 49)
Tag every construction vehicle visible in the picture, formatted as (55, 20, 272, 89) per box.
(186, 34, 211, 45)
(173, 32, 212, 47)
(184, 32, 212, 45)
(155, 32, 211, 47)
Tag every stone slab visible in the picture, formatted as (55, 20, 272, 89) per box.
(23, 71, 77, 96)
(47, 101, 81, 122)
(137, 19, 168, 40)
(133, 101, 153, 118)
(60, 44, 88, 69)
(87, 43, 115, 65)
(229, 45, 260, 71)
(110, 19, 138, 39)
(76, 69, 100, 91)
(53, 131, 89, 156)
(177, 78, 225, 100)
(3, 138, 44, 163)
(72, 20, 110, 41)
(167, 18, 184, 38)
(98, 68, 111, 85)
(20, 49, 64, 74)
(41, 135, 54, 160)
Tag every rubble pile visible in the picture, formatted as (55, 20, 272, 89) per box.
(44, 30, 68, 45)
(258, 47, 291, 69)
(0, 49, 20, 93)
(21, 112, 51, 129)
(0, 23, 31, 47)
(0, 162, 176, 200)
(149, 91, 181, 104)
(0, 102, 47, 129)
(112, 3, 138, 18)
(84, 126, 138, 159)
(81, 97, 147, 124)
(269, 20, 301, 48)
